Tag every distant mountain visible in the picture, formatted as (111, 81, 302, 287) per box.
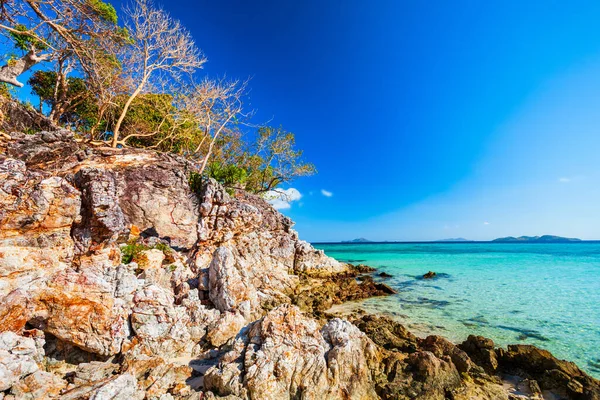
(342, 238, 372, 243)
(438, 238, 470, 242)
(492, 235, 582, 243)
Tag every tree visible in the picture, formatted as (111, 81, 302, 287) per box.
(0, 0, 123, 88)
(243, 126, 316, 193)
(182, 77, 250, 175)
(110, 0, 205, 147)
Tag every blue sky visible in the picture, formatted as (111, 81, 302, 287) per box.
(13, 0, 600, 241)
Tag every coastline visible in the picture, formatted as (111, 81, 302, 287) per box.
(1, 129, 599, 399)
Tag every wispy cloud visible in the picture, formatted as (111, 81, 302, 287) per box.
(321, 189, 333, 197)
(265, 188, 302, 210)
(558, 177, 571, 183)
(483, 221, 490, 225)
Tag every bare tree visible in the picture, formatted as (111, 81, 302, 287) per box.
(0, 0, 122, 87)
(181, 77, 250, 175)
(110, 0, 206, 147)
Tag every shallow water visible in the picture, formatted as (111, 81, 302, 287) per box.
(314, 242, 600, 378)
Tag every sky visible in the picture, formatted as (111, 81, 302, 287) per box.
(13, 0, 600, 241)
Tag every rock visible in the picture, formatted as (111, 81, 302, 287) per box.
(208, 247, 255, 314)
(205, 305, 380, 399)
(292, 273, 397, 313)
(353, 314, 419, 352)
(294, 240, 348, 276)
(0, 96, 58, 134)
(460, 335, 499, 372)
(0, 159, 81, 296)
(4, 130, 78, 169)
(9, 370, 67, 399)
(498, 344, 600, 398)
(130, 284, 193, 357)
(421, 335, 474, 374)
(89, 374, 145, 400)
(134, 249, 165, 270)
(206, 311, 246, 347)
(71, 168, 129, 254)
(116, 161, 199, 249)
(379, 272, 393, 278)
(0, 332, 41, 391)
(30, 288, 130, 356)
(124, 357, 193, 398)
(423, 271, 437, 279)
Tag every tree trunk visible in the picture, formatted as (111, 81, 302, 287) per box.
(0, 50, 49, 87)
(111, 79, 145, 147)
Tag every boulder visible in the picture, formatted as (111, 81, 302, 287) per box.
(205, 305, 380, 400)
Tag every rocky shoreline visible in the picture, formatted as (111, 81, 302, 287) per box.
(1, 125, 599, 399)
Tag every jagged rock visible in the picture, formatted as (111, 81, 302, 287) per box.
(89, 374, 145, 400)
(117, 161, 199, 249)
(134, 249, 165, 270)
(4, 130, 79, 169)
(294, 240, 348, 276)
(30, 288, 129, 356)
(72, 168, 129, 254)
(0, 332, 41, 391)
(208, 246, 257, 316)
(206, 311, 246, 347)
(421, 335, 474, 374)
(0, 158, 81, 297)
(498, 344, 600, 398)
(460, 335, 499, 372)
(205, 305, 380, 399)
(0, 96, 58, 134)
(292, 273, 397, 313)
(353, 314, 418, 352)
(423, 271, 437, 279)
(9, 370, 67, 399)
(130, 284, 192, 357)
(124, 357, 193, 398)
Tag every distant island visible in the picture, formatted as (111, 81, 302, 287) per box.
(492, 235, 582, 243)
(438, 238, 471, 242)
(342, 238, 372, 243)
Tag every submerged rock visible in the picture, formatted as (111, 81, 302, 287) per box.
(423, 271, 437, 279)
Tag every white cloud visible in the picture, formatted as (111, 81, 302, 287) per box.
(321, 189, 333, 197)
(265, 188, 302, 210)
(483, 221, 490, 225)
(558, 177, 571, 183)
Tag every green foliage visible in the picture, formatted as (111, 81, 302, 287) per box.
(28, 71, 96, 128)
(207, 162, 248, 189)
(87, 0, 118, 24)
(120, 241, 148, 264)
(9, 25, 48, 51)
(0, 83, 13, 98)
(120, 240, 172, 264)
(188, 171, 204, 195)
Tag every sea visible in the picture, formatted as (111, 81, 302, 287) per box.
(313, 242, 600, 378)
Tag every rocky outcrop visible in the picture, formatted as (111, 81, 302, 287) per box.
(1, 127, 598, 399)
(204, 304, 380, 400)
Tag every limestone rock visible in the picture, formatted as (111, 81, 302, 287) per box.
(0, 332, 40, 391)
(89, 374, 145, 400)
(9, 370, 67, 399)
(205, 305, 380, 400)
(130, 284, 192, 357)
(71, 168, 128, 254)
(0, 159, 80, 297)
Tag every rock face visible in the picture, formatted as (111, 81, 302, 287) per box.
(1, 127, 599, 399)
(204, 304, 380, 400)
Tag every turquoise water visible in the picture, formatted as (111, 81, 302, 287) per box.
(314, 242, 600, 378)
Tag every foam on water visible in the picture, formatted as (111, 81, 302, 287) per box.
(314, 242, 600, 378)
